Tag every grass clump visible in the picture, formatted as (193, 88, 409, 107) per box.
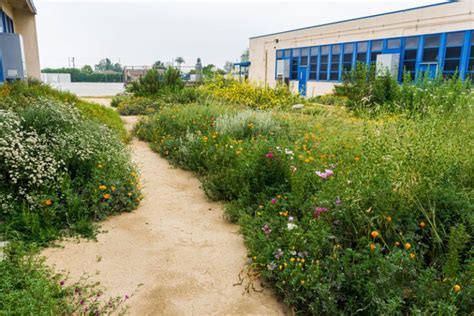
(135, 80, 473, 314)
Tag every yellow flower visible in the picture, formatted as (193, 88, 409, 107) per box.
(300, 280, 305, 285)
(409, 253, 416, 259)
(99, 185, 107, 190)
(111, 186, 116, 192)
(386, 216, 392, 223)
(252, 256, 257, 260)
(44, 199, 52, 206)
(419, 221, 426, 229)
(370, 243, 376, 252)
(290, 257, 295, 262)
(301, 258, 305, 263)
(97, 164, 103, 168)
(405, 243, 411, 250)
(127, 192, 132, 197)
(370, 231, 379, 239)
(354, 156, 360, 161)
(395, 241, 400, 247)
(103, 193, 111, 200)
(453, 284, 461, 293)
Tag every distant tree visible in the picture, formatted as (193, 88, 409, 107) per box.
(175, 57, 185, 69)
(81, 65, 93, 74)
(241, 48, 249, 62)
(224, 61, 234, 73)
(95, 58, 122, 72)
(153, 60, 165, 69)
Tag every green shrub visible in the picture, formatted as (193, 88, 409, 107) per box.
(0, 86, 140, 243)
(136, 102, 473, 314)
(117, 96, 163, 115)
(126, 67, 184, 97)
(111, 95, 130, 108)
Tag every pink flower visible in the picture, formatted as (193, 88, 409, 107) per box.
(271, 198, 277, 204)
(313, 207, 329, 218)
(335, 196, 342, 205)
(266, 152, 274, 159)
(315, 169, 334, 179)
(262, 224, 272, 235)
(59, 280, 65, 286)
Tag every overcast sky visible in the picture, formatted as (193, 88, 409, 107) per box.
(35, 0, 444, 69)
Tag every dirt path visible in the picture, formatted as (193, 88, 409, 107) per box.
(42, 111, 286, 315)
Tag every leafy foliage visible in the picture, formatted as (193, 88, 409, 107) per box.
(126, 67, 184, 97)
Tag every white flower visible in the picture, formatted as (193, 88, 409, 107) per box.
(287, 223, 297, 230)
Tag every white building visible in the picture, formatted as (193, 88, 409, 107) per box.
(248, 0, 474, 97)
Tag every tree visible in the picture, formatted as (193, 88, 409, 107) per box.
(81, 65, 93, 74)
(95, 58, 122, 72)
(224, 61, 234, 74)
(153, 60, 165, 69)
(241, 48, 249, 62)
(175, 57, 185, 69)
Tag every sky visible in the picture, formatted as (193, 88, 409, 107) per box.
(35, 0, 445, 69)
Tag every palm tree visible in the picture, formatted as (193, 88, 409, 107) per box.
(175, 57, 185, 69)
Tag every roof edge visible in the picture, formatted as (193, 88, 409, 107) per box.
(249, 1, 453, 40)
(26, 0, 37, 14)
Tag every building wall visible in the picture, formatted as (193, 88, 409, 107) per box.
(0, 0, 40, 80)
(249, 0, 474, 96)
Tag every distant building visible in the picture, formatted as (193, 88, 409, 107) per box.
(249, 0, 474, 97)
(0, 0, 40, 83)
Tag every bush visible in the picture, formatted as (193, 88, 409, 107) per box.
(126, 67, 184, 97)
(136, 101, 473, 314)
(0, 83, 141, 243)
(201, 76, 305, 109)
(116, 96, 163, 115)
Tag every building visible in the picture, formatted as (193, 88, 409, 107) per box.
(0, 0, 40, 83)
(248, 0, 474, 97)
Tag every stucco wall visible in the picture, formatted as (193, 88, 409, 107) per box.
(13, 9, 40, 79)
(249, 0, 474, 96)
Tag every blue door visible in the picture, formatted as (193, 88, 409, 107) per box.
(0, 51, 4, 83)
(419, 63, 437, 79)
(298, 66, 307, 96)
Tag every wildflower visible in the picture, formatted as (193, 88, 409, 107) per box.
(98, 164, 103, 168)
(274, 249, 284, 259)
(409, 253, 416, 259)
(419, 221, 426, 229)
(99, 185, 107, 190)
(262, 224, 271, 236)
(44, 199, 52, 206)
(60, 280, 65, 286)
(313, 207, 329, 218)
(271, 198, 277, 204)
(354, 156, 360, 161)
(315, 169, 334, 179)
(370, 243, 376, 252)
(285, 149, 294, 155)
(127, 192, 132, 197)
(335, 196, 342, 205)
(265, 152, 274, 159)
(300, 280, 305, 285)
(290, 257, 295, 262)
(287, 223, 297, 231)
(288, 216, 294, 222)
(267, 263, 277, 271)
(370, 231, 379, 239)
(405, 243, 411, 250)
(103, 193, 111, 200)
(395, 241, 400, 247)
(125, 294, 130, 300)
(386, 216, 392, 222)
(80, 299, 85, 305)
(235, 150, 241, 155)
(111, 186, 116, 192)
(453, 284, 461, 293)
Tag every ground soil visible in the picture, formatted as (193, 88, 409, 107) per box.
(42, 101, 286, 315)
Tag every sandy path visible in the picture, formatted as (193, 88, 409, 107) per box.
(42, 112, 286, 315)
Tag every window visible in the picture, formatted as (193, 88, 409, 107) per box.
(291, 49, 299, 80)
(403, 36, 419, 79)
(0, 11, 4, 33)
(0, 11, 14, 34)
(342, 43, 354, 73)
(309, 47, 319, 80)
(422, 34, 440, 62)
(356, 42, 368, 63)
(370, 40, 383, 64)
(300, 48, 309, 67)
(443, 32, 465, 78)
(318, 46, 329, 81)
(468, 33, 474, 80)
(387, 39, 401, 50)
(276, 50, 284, 59)
(330, 45, 341, 81)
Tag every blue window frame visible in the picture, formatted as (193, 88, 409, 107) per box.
(468, 32, 474, 80)
(370, 40, 383, 64)
(356, 42, 368, 64)
(319, 46, 329, 81)
(309, 47, 319, 80)
(0, 10, 14, 34)
(330, 44, 341, 81)
(342, 43, 354, 73)
(290, 49, 299, 80)
(0, 10, 4, 33)
(402, 36, 419, 79)
(443, 32, 465, 78)
(422, 34, 441, 63)
(300, 48, 309, 67)
(387, 39, 401, 50)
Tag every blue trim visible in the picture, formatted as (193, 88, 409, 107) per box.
(250, 1, 453, 39)
(0, 50, 4, 83)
